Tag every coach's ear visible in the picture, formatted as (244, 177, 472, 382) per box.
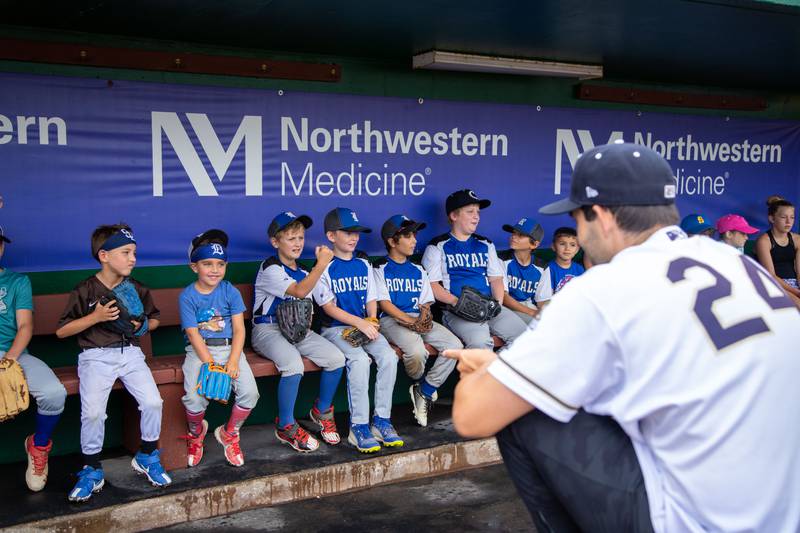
(593, 205, 618, 235)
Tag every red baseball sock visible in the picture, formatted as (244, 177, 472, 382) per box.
(185, 409, 206, 437)
(225, 405, 252, 436)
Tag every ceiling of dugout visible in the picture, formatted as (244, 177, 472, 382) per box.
(1, 0, 799, 90)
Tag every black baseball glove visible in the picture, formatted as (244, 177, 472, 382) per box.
(449, 286, 501, 323)
(275, 298, 313, 344)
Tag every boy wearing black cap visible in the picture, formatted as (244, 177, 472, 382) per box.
(498, 217, 545, 325)
(56, 224, 170, 502)
(179, 229, 259, 468)
(251, 212, 345, 452)
(0, 227, 67, 493)
(313, 208, 403, 453)
(373, 215, 463, 427)
(422, 190, 527, 349)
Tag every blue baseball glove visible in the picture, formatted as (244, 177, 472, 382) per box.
(196, 362, 232, 404)
(100, 278, 148, 337)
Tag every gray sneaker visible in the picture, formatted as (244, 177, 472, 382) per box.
(409, 383, 436, 427)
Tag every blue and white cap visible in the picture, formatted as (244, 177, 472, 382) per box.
(502, 217, 544, 242)
(268, 211, 312, 237)
(381, 214, 427, 241)
(324, 207, 372, 233)
(189, 229, 229, 262)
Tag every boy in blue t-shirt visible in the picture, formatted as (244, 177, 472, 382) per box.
(0, 227, 67, 492)
(374, 215, 462, 427)
(179, 230, 259, 468)
(312, 208, 403, 453)
(498, 217, 545, 325)
(534, 226, 585, 309)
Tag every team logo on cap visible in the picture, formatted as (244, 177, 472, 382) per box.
(664, 184, 677, 199)
(120, 229, 135, 241)
(697, 216, 705, 223)
(468, 190, 478, 199)
(351, 211, 360, 222)
(585, 186, 599, 199)
(286, 211, 296, 218)
(210, 243, 225, 256)
(518, 218, 527, 225)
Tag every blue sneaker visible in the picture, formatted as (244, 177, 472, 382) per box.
(371, 416, 405, 447)
(347, 423, 381, 453)
(67, 466, 104, 502)
(132, 449, 172, 487)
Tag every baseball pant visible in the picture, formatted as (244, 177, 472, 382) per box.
(77, 346, 162, 455)
(2, 350, 66, 416)
(181, 345, 259, 412)
(321, 326, 398, 425)
(443, 307, 527, 349)
(378, 316, 460, 387)
(510, 299, 539, 327)
(496, 409, 654, 533)
(251, 323, 345, 376)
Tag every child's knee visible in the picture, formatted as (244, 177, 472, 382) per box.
(138, 395, 164, 414)
(235, 386, 260, 409)
(281, 360, 305, 377)
(37, 382, 68, 413)
(82, 405, 107, 425)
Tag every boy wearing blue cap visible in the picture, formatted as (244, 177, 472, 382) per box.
(498, 217, 545, 325)
(251, 212, 345, 452)
(179, 229, 259, 468)
(680, 214, 715, 237)
(313, 207, 403, 453)
(374, 214, 462, 427)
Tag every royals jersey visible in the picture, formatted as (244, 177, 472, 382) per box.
(534, 260, 585, 302)
(373, 257, 434, 314)
(489, 226, 800, 533)
(313, 255, 376, 327)
(498, 250, 544, 303)
(253, 256, 308, 318)
(422, 233, 503, 297)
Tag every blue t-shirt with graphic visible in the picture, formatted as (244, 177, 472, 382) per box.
(374, 257, 434, 315)
(313, 256, 376, 327)
(179, 280, 246, 340)
(0, 270, 32, 352)
(548, 261, 585, 292)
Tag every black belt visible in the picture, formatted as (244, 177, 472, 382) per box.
(203, 338, 233, 346)
(253, 315, 277, 325)
(104, 341, 134, 349)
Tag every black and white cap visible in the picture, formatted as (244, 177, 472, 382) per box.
(539, 141, 677, 215)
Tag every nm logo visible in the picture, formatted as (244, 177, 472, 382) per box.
(554, 129, 623, 194)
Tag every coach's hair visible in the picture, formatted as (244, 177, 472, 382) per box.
(767, 195, 794, 217)
(273, 220, 306, 240)
(580, 204, 680, 234)
(91, 223, 133, 261)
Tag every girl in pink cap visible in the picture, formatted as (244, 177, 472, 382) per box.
(755, 196, 800, 304)
(716, 213, 758, 253)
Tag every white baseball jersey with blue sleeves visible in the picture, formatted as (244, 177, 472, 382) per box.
(313, 255, 376, 326)
(498, 250, 544, 303)
(489, 226, 800, 533)
(253, 256, 308, 319)
(373, 257, 434, 314)
(422, 233, 504, 297)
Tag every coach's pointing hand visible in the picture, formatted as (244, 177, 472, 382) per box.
(442, 349, 496, 375)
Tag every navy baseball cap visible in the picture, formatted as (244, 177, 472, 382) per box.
(381, 214, 427, 241)
(268, 211, 312, 237)
(539, 142, 676, 215)
(680, 214, 714, 235)
(446, 189, 491, 214)
(502, 217, 544, 242)
(324, 207, 372, 233)
(0, 226, 11, 244)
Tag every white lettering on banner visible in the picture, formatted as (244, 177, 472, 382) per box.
(281, 162, 426, 197)
(152, 112, 262, 197)
(281, 117, 508, 157)
(0, 113, 67, 146)
(554, 128, 784, 197)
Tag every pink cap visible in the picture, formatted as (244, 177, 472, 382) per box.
(716, 214, 758, 235)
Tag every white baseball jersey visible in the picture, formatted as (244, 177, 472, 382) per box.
(422, 233, 504, 297)
(373, 257, 435, 313)
(312, 255, 377, 327)
(489, 226, 800, 533)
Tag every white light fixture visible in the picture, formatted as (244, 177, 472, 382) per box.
(413, 51, 603, 79)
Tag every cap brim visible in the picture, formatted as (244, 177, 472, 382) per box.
(341, 226, 372, 233)
(295, 215, 313, 229)
(743, 226, 759, 234)
(501, 224, 516, 234)
(0, 236, 10, 244)
(401, 221, 426, 234)
(539, 197, 582, 215)
(191, 229, 229, 249)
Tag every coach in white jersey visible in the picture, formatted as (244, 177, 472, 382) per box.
(445, 142, 800, 533)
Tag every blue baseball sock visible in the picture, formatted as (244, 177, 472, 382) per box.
(33, 413, 60, 447)
(277, 374, 302, 427)
(317, 367, 343, 412)
(421, 379, 437, 400)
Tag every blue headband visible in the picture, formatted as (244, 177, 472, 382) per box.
(190, 243, 228, 262)
(100, 229, 136, 252)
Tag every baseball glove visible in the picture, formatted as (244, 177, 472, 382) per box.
(100, 279, 148, 338)
(402, 305, 433, 334)
(342, 317, 380, 347)
(0, 358, 30, 422)
(275, 298, 313, 344)
(196, 362, 233, 404)
(449, 286, 501, 323)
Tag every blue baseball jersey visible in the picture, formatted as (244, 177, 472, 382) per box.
(534, 260, 585, 302)
(498, 250, 544, 303)
(179, 280, 246, 340)
(422, 233, 504, 297)
(374, 257, 434, 315)
(253, 256, 309, 318)
(313, 255, 376, 327)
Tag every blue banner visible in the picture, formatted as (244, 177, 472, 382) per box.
(1, 72, 799, 271)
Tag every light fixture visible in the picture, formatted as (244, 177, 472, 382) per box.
(413, 51, 602, 79)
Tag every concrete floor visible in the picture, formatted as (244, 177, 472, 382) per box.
(152, 464, 535, 532)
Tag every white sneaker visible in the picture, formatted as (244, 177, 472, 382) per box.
(25, 435, 51, 492)
(409, 384, 436, 427)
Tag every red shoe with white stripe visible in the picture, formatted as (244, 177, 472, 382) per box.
(309, 404, 341, 445)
